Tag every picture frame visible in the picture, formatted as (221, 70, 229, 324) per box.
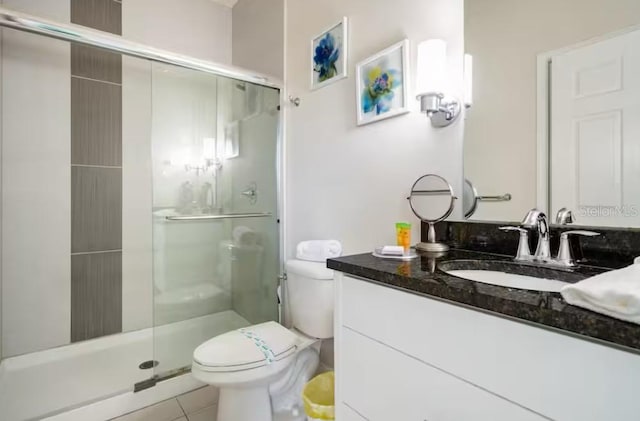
(355, 39, 410, 126)
(311, 17, 348, 90)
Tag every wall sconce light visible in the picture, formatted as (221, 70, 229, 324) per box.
(416, 39, 470, 127)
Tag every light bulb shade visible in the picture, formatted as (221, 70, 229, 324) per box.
(416, 39, 447, 97)
(464, 53, 473, 107)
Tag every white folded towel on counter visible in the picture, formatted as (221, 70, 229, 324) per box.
(560, 263, 640, 325)
(296, 240, 342, 262)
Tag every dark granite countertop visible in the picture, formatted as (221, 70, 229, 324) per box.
(327, 249, 640, 354)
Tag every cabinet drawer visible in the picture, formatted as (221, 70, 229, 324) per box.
(339, 328, 545, 421)
(339, 275, 640, 421)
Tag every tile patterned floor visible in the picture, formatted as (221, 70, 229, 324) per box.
(108, 366, 331, 421)
(110, 386, 218, 421)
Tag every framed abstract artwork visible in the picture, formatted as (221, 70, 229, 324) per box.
(356, 39, 410, 126)
(311, 17, 348, 90)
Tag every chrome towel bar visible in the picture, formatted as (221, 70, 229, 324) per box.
(165, 212, 272, 221)
(478, 193, 512, 202)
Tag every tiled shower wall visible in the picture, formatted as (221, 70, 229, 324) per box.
(1, 0, 232, 357)
(70, 0, 123, 342)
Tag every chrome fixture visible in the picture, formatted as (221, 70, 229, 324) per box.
(521, 209, 551, 259)
(165, 212, 272, 221)
(555, 208, 574, 225)
(241, 182, 258, 204)
(463, 179, 512, 218)
(498, 226, 531, 261)
(502, 209, 600, 268)
(415, 39, 472, 128)
(418, 93, 462, 127)
(0, 7, 281, 89)
(480, 193, 512, 202)
(556, 230, 600, 266)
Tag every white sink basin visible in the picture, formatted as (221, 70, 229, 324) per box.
(444, 269, 569, 292)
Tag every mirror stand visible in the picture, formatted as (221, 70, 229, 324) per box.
(416, 222, 449, 252)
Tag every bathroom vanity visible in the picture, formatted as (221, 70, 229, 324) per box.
(328, 250, 640, 421)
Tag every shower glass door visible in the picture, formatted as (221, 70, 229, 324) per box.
(150, 63, 281, 376)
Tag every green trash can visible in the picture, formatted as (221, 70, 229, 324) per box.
(302, 371, 335, 420)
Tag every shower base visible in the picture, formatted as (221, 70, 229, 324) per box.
(0, 310, 249, 421)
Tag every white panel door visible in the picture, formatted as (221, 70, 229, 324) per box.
(550, 28, 640, 226)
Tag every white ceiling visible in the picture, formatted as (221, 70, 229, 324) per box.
(209, 0, 239, 7)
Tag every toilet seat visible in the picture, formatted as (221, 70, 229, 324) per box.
(193, 321, 297, 373)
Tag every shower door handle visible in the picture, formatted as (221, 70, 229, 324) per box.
(165, 212, 272, 221)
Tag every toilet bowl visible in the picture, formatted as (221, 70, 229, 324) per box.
(191, 258, 334, 421)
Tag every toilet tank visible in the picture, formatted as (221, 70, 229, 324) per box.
(285, 259, 335, 339)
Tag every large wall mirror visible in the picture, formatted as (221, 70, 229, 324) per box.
(463, 0, 640, 227)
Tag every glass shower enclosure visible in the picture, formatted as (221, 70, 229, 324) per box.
(150, 63, 281, 379)
(0, 7, 282, 420)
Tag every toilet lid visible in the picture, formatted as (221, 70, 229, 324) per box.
(193, 321, 297, 372)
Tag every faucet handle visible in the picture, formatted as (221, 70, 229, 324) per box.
(560, 230, 600, 238)
(499, 226, 527, 233)
(557, 230, 600, 264)
(499, 226, 532, 260)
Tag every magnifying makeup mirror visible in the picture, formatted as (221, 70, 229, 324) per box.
(408, 174, 457, 252)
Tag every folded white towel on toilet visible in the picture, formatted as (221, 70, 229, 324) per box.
(560, 263, 640, 325)
(296, 240, 342, 262)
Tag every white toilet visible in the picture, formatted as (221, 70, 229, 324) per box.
(191, 259, 335, 421)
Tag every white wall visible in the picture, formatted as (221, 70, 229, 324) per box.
(123, 0, 232, 64)
(285, 0, 465, 257)
(232, 0, 284, 79)
(464, 0, 640, 221)
(285, 0, 464, 369)
(121, 55, 153, 333)
(1, 0, 70, 357)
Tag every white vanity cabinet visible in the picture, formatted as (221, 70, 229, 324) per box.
(334, 274, 640, 421)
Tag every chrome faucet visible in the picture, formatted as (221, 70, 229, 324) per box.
(501, 208, 600, 267)
(555, 208, 574, 225)
(521, 209, 551, 260)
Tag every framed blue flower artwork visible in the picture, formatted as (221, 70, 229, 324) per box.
(311, 18, 348, 90)
(356, 40, 410, 126)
